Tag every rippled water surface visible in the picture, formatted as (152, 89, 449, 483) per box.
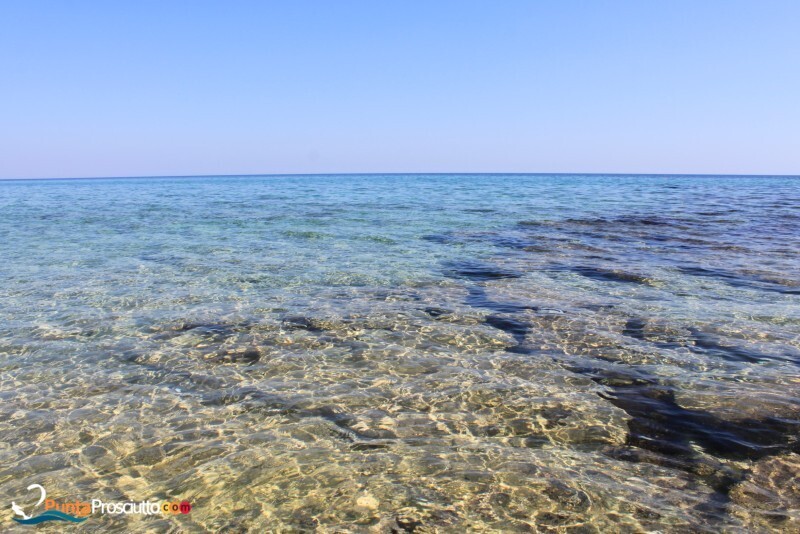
(1, 174, 799, 532)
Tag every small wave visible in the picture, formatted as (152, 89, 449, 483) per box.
(281, 230, 331, 239)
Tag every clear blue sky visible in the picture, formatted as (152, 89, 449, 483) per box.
(1, 1, 799, 178)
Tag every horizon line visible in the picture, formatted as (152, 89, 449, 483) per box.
(1, 171, 799, 182)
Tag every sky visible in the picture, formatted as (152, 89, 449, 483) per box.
(1, 1, 799, 178)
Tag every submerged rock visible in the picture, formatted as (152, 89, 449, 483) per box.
(443, 260, 523, 281)
(730, 454, 800, 531)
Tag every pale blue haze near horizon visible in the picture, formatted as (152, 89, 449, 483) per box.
(1, 0, 799, 179)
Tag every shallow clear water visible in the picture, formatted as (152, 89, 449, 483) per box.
(1, 174, 798, 532)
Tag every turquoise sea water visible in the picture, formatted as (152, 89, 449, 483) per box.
(0, 174, 798, 531)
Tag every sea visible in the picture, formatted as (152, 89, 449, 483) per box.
(0, 174, 798, 531)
